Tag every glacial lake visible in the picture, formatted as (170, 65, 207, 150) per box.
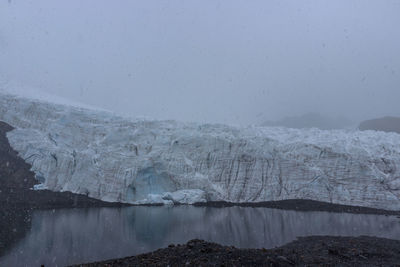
(1, 206, 400, 267)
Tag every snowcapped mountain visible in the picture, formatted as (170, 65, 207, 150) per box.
(1, 92, 400, 210)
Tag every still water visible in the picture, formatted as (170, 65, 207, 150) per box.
(1, 206, 400, 266)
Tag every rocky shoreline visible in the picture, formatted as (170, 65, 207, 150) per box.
(73, 236, 400, 266)
(195, 199, 400, 216)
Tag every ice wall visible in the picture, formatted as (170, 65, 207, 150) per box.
(1, 92, 400, 209)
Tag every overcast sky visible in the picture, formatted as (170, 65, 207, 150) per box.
(0, 0, 399, 125)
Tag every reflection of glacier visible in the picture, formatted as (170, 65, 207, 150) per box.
(1, 92, 400, 209)
(1, 206, 400, 266)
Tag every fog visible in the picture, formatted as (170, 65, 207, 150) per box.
(0, 0, 399, 125)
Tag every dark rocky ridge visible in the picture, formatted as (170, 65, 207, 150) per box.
(74, 236, 400, 266)
(359, 116, 400, 134)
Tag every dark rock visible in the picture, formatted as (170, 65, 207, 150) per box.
(193, 199, 400, 215)
(72, 236, 400, 266)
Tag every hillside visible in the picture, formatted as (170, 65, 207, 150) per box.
(359, 116, 400, 134)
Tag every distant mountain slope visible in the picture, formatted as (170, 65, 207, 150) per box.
(262, 113, 353, 130)
(359, 117, 400, 134)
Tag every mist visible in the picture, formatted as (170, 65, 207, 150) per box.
(0, 0, 399, 125)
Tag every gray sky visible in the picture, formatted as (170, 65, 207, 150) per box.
(0, 0, 399, 125)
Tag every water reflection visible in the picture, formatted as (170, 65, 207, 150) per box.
(1, 206, 400, 266)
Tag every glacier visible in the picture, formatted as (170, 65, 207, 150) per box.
(1, 92, 400, 210)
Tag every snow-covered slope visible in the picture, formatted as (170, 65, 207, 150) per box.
(1, 92, 400, 209)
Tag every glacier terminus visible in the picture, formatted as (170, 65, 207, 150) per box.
(1, 92, 400, 210)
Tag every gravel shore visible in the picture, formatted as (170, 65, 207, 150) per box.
(195, 199, 400, 215)
(74, 236, 400, 266)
